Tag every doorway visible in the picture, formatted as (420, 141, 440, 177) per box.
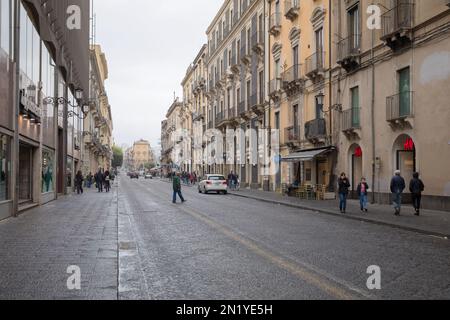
(18, 144, 33, 203)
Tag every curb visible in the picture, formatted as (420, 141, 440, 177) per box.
(228, 192, 450, 239)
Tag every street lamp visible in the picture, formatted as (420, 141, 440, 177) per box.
(316, 92, 325, 111)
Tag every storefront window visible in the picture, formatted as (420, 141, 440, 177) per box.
(0, 134, 10, 201)
(42, 149, 54, 193)
(0, 0, 11, 55)
(67, 157, 73, 188)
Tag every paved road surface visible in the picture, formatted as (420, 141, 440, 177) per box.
(0, 174, 449, 299)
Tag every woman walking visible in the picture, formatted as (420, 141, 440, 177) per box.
(357, 178, 370, 213)
(338, 173, 351, 214)
(104, 169, 111, 193)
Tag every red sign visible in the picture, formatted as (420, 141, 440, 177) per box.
(354, 147, 363, 158)
(404, 138, 415, 151)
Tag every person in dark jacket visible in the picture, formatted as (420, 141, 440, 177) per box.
(95, 168, 104, 193)
(172, 172, 186, 204)
(338, 173, 351, 214)
(104, 169, 111, 193)
(75, 171, 84, 195)
(409, 172, 425, 216)
(390, 170, 406, 215)
(357, 178, 370, 213)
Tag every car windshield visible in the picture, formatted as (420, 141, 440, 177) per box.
(208, 176, 225, 181)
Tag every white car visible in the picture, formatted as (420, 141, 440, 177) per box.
(144, 174, 153, 179)
(198, 174, 228, 195)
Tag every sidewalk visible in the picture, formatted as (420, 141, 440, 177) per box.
(229, 189, 450, 239)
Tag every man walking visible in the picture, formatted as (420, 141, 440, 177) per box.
(172, 172, 186, 204)
(410, 172, 425, 216)
(75, 170, 84, 195)
(391, 170, 406, 216)
(95, 168, 104, 193)
(338, 173, 351, 214)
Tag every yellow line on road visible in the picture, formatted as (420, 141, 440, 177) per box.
(129, 178, 366, 300)
(179, 205, 361, 300)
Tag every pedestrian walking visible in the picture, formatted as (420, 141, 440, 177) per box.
(338, 173, 351, 214)
(95, 168, 104, 193)
(104, 169, 111, 193)
(172, 172, 186, 204)
(390, 170, 406, 216)
(228, 171, 234, 189)
(86, 172, 93, 188)
(409, 172, 425, 216)
(75, 170, 84, 195)
(357, 178, 370, 213)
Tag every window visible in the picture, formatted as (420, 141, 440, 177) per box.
(0, 0, 11, 54)
(293, 105, 299, 129)
(42, 149, 55, 193)
(315, 27, 324, 68)
(275, 112, 280, 130)
(246, 80, 251, 109)
(351, 87, 360, 127)
(0, 134, 11, 201)
(237, 39, 241, 61)
(275, 59, 281, 78)
(399, 67, 411, 117)
(247, 28, 251, 54)
(348, 4, 360, 50)
(259, 70, 264, 103)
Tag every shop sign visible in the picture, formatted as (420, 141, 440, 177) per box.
(404, 138, 415, 151)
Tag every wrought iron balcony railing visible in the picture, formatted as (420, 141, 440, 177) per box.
(305, 51, 325, 77)
(386, 91, 414, 121)
(381, 2, 414, 40)
(342, 108, 361, 131)
(285, 0, 300, 20)
(337, 34, 361, 63)
(305, 118, 327, 141)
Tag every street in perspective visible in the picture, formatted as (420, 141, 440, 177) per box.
(0, 0, 450, 305)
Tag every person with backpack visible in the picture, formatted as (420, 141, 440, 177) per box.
(357, 177, 370, 213)
(104, 169, 111, 193)
(409, 172, 425, 216)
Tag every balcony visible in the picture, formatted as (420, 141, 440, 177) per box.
(282, 64, 305, 96)
(284, 0, 300, 21)
(240, 45, 251, 65)
(215, 111, 224, 127)
(231, 54, 240, 74)
(305, 118, 327, 143)
(269, 13, 281, 36)
(305, 51, 325, 80)
(251, 30, 264, 55)
(386, 91, 414, 128)
(285, 126, 302, 145)
(269, 78, 283, 101)
(238, 101, 246, 116)
(337, 34, 361, 72)
(381, 2, 414, 50)
(341, 108, 361, 139)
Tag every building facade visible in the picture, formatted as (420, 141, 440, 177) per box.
(0, 0, 115, 221)
(162, 0, 450, 211)
(205, 0, 268, 189)
(84, 44, 113, 175)
(332, 0, 450, 210)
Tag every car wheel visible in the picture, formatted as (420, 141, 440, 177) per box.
(223, 191, 228, 195)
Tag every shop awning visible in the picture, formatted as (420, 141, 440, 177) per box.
(281, 147, 335, 163)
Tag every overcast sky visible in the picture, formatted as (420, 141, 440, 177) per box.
(94, 0, 223, 155)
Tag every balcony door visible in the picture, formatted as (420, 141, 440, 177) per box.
(293, 105, 299, 136)
(293, 45, 299, 79)
(399, 67, 410, 117)
(348, 4, 360, 52)
(315, 28, 324, 68)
